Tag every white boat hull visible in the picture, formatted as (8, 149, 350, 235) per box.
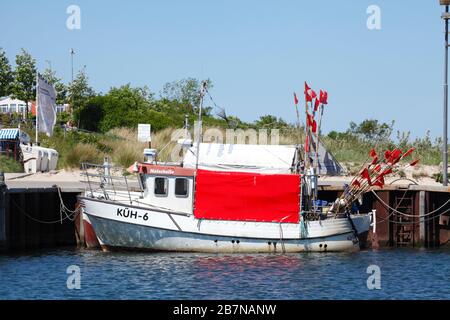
(79, 196, 370, 253)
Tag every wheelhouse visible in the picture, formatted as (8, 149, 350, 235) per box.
(137, 164, 195, 214)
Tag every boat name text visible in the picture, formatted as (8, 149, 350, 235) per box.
(117, 208, 149, 221)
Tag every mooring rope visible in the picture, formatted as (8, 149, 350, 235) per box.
(373, 189, 409, 224)
(371, 190, 450, 218)
(10, 198, 79, 224)
(56, 186, 80, 222)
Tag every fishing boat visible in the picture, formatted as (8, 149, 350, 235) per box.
(78, 82, 375, 253)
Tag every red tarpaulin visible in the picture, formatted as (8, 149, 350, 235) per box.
(194, 169, 300, 223)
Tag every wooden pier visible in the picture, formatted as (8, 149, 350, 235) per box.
(0, 173, 83, 253)
(317, 180, 450, 248)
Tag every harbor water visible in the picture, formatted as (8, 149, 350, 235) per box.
(0, 248, 449, 300)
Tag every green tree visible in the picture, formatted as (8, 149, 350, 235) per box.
(74, 95, 105, 132)
(348, 119, 394, 142)
(99, 84, 153, 132)
(68, 67, 95, 116)
(254, 115, 290, 129)
(11, 49, 36, 117)
(0, 48, 13, 97)
(42, 67, 68, 104)
(161, 78, 213, 112)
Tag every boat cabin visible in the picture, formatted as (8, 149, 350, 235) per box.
(137, 163, 195, 214)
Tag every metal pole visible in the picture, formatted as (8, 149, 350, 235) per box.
(70, 48, 74, 83)
(444, 6, 449, 186)
(35, 73, 39, 144)
(194, 82, 206, 172)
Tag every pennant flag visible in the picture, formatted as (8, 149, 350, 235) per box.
(403, 148, 415, 158)
(373, 175, 385, 188)
(351, 180, 361, 188)
(410, 159, 420, 166)
(369, 148, 377, 158)
(311, 119, 317, 133)
(374, 164, 382, 172)
(294, 92, 299, 105)
(384, 150, 392, 160)
(321, 90, 328, 105)
(306, 113, 313, 127)
(306, 113, 317, 133)
(304, 82, 310, 94)
(304, 82, 317, 102)
(381, 168, 393, 176)
(319, 90, 328, 105)
(361, 168, 372, 185)
(371, 156, 379, 165)
(314, 98, 320, 111)
(388, 149, 403, 164)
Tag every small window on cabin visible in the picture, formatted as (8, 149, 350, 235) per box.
(154, 177, 168, 196)
(175, 178, 189, 197)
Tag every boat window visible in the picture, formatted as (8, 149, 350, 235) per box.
(154, 177, 168, 196)
(175, 178, 189, 197)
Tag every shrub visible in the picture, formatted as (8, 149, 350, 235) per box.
(63, 143, 104, 168)
(0, 156, 22, 173)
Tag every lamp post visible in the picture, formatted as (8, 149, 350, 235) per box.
(70, 48, 75, 83)
(440, 0, 450, 186)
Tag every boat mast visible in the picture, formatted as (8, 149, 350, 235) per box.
(194, 81, 207, 172)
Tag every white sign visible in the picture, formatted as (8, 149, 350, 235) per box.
(138, 124, 151, 142)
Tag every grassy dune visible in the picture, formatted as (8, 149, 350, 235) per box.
(7, 125, 442, 177)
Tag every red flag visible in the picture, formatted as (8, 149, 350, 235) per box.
(361, 168, 372, 185)
(410, 159, 419, 166)
(373, 175, 385, 188)
(304, 82, 310, 94)
(311, 119, 317, 133)
(388, 149, 402, 163)
(403, 148, 415, 158)
(305, 89, 316, 102)
(307, 113, 317, 133)
(381, 168, 393, 176)
(369, 148, 377, 158)
(322, 90, 328, 105)
(314, 98, 320, 111)
(352, 180, 361, 188)
(319, 90, 328, 105)
(306, 113, 312, 127)
(374, 164, 382, 172)
(384, 150, 392, 160)
(371, 156, 379, 165)
(294, 92, 299, 105)
(304, 82, 317, 102)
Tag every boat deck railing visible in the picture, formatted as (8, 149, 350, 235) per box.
(80, 162, 144, 203)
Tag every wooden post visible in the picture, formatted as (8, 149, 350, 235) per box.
(419, 191, 426, 246)
(372, 190, 390, 247)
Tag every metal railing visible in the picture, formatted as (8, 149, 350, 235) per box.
(80, 162, 144, 204)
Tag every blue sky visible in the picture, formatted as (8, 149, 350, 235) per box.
(0, 0, 445, 139)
